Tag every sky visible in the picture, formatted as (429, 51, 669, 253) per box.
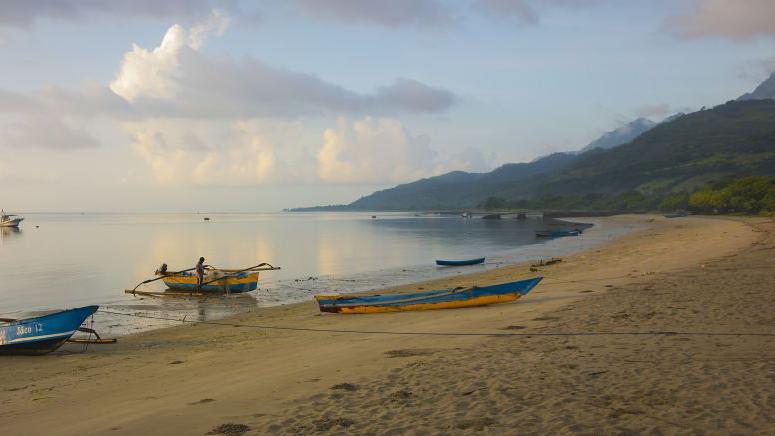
(1, 0, 774, 212)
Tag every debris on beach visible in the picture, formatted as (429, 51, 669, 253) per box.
(206, 423, 250, 435)
(384, 349, 437, 358)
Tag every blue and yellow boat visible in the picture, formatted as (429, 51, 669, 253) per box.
(160, 270, 260, 293)
(315, 277, 542, 314)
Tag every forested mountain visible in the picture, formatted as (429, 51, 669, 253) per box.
(577, 118, 657, 153)
(293, 99, 775, 211)
(738, 72, 775, 101)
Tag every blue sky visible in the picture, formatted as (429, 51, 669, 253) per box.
(1, 0, 774, 212)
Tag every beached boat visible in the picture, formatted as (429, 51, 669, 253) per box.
(160, 270, 261, 293)
(315, 277, 542, 314)
(436, 257, 485, 266)
(0, 305, 111, 355)
(0, 210, 23, 228)
(664, 211, 688, 218)
(535, 229, 581, 238)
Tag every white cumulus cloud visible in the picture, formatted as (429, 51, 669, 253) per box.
(128, 121, 278, 186)
(317, 117, 491, 184)
(108, 16, 457, 118)
(110, 11, 229, 101)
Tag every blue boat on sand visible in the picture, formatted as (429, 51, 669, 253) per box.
(315, 277, 542, 314)
(436, 257, 485, 266)
(0, 305, 106, 355)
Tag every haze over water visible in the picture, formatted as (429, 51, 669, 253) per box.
(0, 212, 638, 334)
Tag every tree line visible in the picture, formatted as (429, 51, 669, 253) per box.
(478, 176, 775, 216)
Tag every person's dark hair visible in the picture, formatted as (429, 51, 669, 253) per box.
(199, 257, 205, 263)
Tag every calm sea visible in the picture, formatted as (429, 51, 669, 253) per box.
(0, 212, 639, 335)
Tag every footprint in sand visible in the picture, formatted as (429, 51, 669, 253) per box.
(188, 398, 216, 405)
(384, 349, 437, 358)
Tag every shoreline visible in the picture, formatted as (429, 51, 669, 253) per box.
(0, 215, 769, 434)
(80, 214, 640, 338)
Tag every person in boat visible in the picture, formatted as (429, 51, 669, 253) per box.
(155, 263, 168, 275)
(196, 257, 206, 288)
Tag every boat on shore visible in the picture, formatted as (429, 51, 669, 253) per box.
(160, 270, 261, 293)
(0, 305, 114, 355)
(436, 257, 485, 266)
(664, 211, 688, 218)
(535, 229, 582, 238)
(0, 210, 23, 228)
(125, 263, 281, 296)
(315, 277, 542, 314)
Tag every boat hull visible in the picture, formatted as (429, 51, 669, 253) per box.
(536, 230, 581, 238)
(161, 272, 259, 293)
(315, 277, 542, 314)
(0, 218, 23, 227)
(436, 257, 485, 266)
(0, 305, 98, 355)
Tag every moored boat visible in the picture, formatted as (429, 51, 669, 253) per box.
(315, 277, 542, 314)
(0, 209, 23, 228)
(436, 257, 485, 266)
(160, 270, 260, 293)
(535, 229, 581, 238)
(0, 305, 102, 355)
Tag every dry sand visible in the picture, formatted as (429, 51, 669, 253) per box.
(1, 215, 773, 435)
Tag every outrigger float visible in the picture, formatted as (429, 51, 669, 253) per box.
(125, 263, 281, 297)
(315, 277, 542, 314)
(0, 305, 115, 355)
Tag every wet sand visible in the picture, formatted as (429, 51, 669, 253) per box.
(1, 215, 773, 434)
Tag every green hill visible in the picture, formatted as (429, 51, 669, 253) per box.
(293, 99, 775, 211)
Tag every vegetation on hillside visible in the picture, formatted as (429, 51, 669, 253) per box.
(476, 176, 775, 215)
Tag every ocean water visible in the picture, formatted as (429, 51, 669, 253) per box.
(0, 212, 640, 335)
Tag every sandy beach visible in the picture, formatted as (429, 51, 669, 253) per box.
(1, 215, 773, 435)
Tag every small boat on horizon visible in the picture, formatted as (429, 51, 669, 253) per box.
(535, 229, 582, 238)
(0, 305, 114, 355)
(436, 257, 485, 266)
(0, 210, 23, 228)
(315, 277, 542, 314)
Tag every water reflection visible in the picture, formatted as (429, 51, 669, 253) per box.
(0, 226, 21, 238)
(0, 212, 637, 337)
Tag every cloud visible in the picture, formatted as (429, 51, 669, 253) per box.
(290, 0, 456, 28)
(473, 0, 598, 25)
(739, 56, 775, 82)
(127, 121, 278, 186)
(473, 0, 539, 24)
(0, 115, 99, 150)
(635, 103, 671, 120)
(317, 117, 491, 183)
(667, 0, 775, 41)
(109, 17, 458, 118)
(0, 0, 237, 29)
(110, 11, 230, 101)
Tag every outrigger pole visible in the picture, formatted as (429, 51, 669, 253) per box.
(125, 266, 198, 294)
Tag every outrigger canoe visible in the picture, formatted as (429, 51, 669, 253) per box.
(160, 270, 260, 293)
(0, 305, 114, 355)
(436, 257, 485, 266)
(315, 277, 542, 314)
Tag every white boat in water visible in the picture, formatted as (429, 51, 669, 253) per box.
(0, 210, 23, 227)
